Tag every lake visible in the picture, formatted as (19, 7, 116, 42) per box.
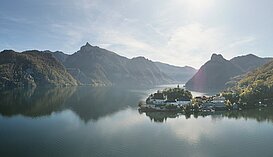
(1, 86, 273, 157)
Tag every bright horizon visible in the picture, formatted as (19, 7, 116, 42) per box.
(1, 0, 273, 69)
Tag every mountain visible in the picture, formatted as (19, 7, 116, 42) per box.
(185, 54, 244, 92)
(185, 53, 272, 92)
(51, 45, 197, 86)
(0, 43, 199, 89)
(230, 54, 272, 72)
(0, 50, 77, 89)
(62, 42, 172, 87)
(154, 62, 197, 83)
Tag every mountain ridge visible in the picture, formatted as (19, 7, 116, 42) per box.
(62, 43, 173, 87)
(51, 43, 197, 87)
(185, 53, 272, 92)
(154, 61, 197, 83)
(230, 53, 272, 72)
(185, 53, 243, 92)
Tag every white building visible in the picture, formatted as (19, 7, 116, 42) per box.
(177, 100, 191, 106)
(212, 96, 225, 103)
(150, 93, 167, 105)
(212, 96, 226, 109)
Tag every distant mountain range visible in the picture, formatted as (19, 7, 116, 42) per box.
(154, 62, 197, 83)
(1, 42, 271, 90)
(51, 42, 197, 87)
(53, 43, 170, 87)
(230, 54, 272, 72)
(0, 43, 196, 89)
(185, 53, 272, 92)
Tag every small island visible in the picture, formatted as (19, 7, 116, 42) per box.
(139, 85, 192, 111)
(139, 85, 272, 114)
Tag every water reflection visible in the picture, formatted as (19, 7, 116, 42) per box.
(1, 86, 273, 124)
(1, 87, 273, 157)
(65, 87, 144, 122)
(140, 107, 273, 124)
(0, 87, 144, 122)
(0, 87, 75, 117)
(139, 110, 180, 123)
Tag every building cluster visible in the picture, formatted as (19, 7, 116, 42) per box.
(145, 92, 191, 108)
(140, 90, 240, 112)
(195, 96, 226, 111)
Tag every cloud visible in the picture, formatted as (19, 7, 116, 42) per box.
(97, 30, 158, 58)
(48, 23, 88, 53)
(140, 23, 255, 68)
(61, 0, 256, 68)
(2, 0, 258, 68)
(163, 23, 225, 67)
(227, 36, 256, 49)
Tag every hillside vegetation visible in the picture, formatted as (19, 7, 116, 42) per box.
(236, 60, 273, 104)
(0, 50, 77, 88)
(223, 60, 273, 106)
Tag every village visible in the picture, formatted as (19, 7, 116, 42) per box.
(138, 86, 239, 113)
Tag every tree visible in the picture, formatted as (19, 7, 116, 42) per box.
(162, 87, 192, 101)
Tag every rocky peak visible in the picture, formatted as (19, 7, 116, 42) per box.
(79, 42, 102, 53)
(211, 53, 225, 62)
(245, 54, 259, 59)
(85, 42, 91, 47)
(132, 56, 147, 60)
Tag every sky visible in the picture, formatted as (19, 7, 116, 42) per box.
(1, 0, 273, 68)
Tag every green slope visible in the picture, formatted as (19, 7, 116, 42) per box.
(0, 50, 77, 88)
(223, 60, 273, 106)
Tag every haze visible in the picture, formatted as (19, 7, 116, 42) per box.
(1, 0, 273, 68)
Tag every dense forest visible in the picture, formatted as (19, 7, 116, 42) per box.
(223, 60, 273, 107)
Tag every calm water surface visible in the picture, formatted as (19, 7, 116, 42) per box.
(0, 86, 273, 157)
